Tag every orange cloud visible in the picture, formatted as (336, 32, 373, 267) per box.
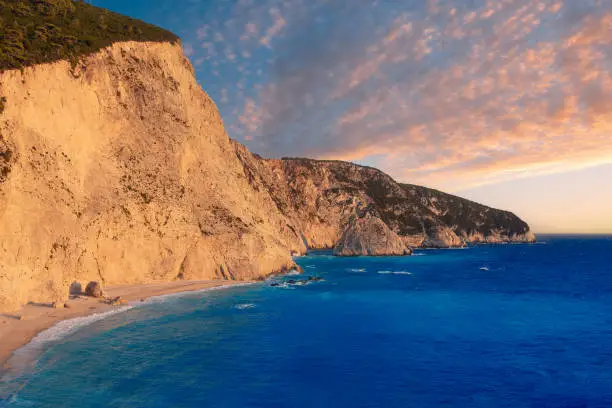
(315, 3, 612, 191)
(219, 0, 611, 193)
(260, 8, 286, 47)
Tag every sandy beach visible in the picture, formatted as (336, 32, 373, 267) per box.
(0, 280, 253, 373)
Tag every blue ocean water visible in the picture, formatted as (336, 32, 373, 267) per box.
(2, 236, 612, 407)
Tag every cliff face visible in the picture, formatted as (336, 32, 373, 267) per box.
(0, 42, 305, 311)
(233, 154, 535, 253)
(0, 41, 534, 311)
(333, 214, 413, 257)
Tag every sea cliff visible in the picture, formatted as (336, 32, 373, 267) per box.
(0, 41, 307, 311)
(0, 39, 533, 312)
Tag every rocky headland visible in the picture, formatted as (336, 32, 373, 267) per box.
(0, 0, 534, 312)
(234, 153, 535, 254)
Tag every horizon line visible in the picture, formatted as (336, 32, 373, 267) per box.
(532, 232, 612, 236)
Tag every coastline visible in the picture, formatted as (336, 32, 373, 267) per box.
(0, 280, 254, 374)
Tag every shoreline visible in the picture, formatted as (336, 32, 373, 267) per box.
(0, 280, 254, 374)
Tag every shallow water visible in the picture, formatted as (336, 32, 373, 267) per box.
(2, 236, 612, 407)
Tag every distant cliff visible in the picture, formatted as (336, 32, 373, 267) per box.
(0, 3, 534, 311)
(233, 150, 535, 255)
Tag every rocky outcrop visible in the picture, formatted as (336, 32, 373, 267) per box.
(333, 213, 412, 256)
(85, 282, 104, 298)
(51, 301, 65, 309)
(0, 39, 534, 311)
(107, 296, 129, 306)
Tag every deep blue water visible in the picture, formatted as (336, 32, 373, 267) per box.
(2, 236, 612, 407)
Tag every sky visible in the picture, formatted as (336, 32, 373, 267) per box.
(92, 0, 612, 234)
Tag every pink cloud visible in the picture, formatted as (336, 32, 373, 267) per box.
(281, 3, 612, 190)
(260, 8, 286, 47)
(241, 22, 259, 41)
(206, 0, 612, 192)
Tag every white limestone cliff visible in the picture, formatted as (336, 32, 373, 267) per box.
(0, 42, 305, 311)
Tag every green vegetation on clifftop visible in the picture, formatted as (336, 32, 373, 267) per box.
(0, 0, 179, 71)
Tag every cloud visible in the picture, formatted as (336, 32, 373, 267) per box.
(260, 8, 286, 47)
(183, 0, 612, 192)
(241, 22, 259, 41)
(183, 43, 194, 57)
(223, 0, 612, 191)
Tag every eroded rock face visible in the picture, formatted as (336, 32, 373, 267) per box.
(333, 214, 412, 256)
(422, 227, 465, 248)
(0, 42, 303, 311)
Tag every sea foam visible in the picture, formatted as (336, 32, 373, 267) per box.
(18, 308, 132, 354)
(3, 307, 134, 381)
(139, 283, 255, 305)
(234, 303, 256, 310)
(3, 283, 256, 380)
(377, 271, 413, 275)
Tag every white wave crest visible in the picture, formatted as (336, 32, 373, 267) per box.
(4, 283, 257, 379)
(24, 308, 132, 351)
(140, 283, 255, 305)
(234, 303, 256, 310)
(4, 306, 133, 378)
(377, 271, 413, 275)
(346, 268, 366, 273)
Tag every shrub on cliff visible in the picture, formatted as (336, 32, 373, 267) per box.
(0, 0, 179, 71)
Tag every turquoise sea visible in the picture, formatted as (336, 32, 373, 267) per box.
(2, 235, 612, 407)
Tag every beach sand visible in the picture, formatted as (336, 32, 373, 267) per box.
(0, 280, 252, 372)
